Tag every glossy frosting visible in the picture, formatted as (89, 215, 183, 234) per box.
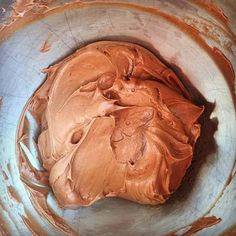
(29, 41, 204, 208)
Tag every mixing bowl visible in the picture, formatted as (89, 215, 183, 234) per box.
(0, 1, 235, 235)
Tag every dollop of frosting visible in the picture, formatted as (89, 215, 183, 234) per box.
(34, 41, 203, 208)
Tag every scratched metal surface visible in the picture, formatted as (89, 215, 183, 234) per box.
(0, 1, 236, 236)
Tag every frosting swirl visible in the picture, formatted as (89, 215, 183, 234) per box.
(32, 41, 204, 208)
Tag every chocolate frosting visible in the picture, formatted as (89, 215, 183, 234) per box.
(27, 41, 204, 208)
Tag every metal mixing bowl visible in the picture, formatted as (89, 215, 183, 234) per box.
(0, 1, 235, 235)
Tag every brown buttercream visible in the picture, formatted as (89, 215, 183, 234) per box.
(182, 216, 221, 236)
(40, 42, 50, 53)
(23, 41, 204, 208)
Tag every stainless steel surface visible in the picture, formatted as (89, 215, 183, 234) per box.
(0, 1, 235, 235)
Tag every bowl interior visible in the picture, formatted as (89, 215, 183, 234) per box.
(0, 2, 235, 236)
